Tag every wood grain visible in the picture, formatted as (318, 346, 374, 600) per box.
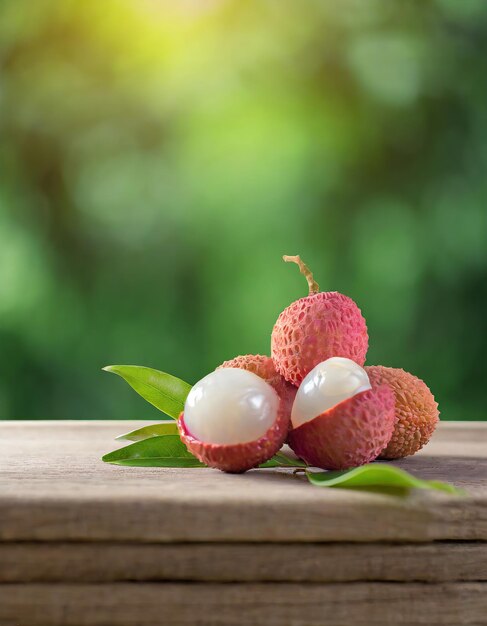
(0, 582, 485, 626)
(0, 421, 486, 543)
(1, 421, 486, 626)
(0, 541, 485, 583)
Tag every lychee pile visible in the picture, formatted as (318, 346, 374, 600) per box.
(179, 255, 439, 473)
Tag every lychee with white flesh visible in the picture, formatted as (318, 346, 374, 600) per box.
(287, 357, 395, 470)
(178, 368, 290, 473)
(271, 255, 369, 386)
(217, 354, 297, 422)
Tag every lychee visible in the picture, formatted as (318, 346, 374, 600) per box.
(217, 354, 297, 421)
(178, 368, 290, 473)
(365, 365, 440, 459)
(287, 357, 395, 469)
(271, 255, 369, 386)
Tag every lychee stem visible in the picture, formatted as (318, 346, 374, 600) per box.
(283, 255, 320, 295)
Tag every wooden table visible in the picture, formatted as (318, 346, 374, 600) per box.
(0, 420, 486, 626)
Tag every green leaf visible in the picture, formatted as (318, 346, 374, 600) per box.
(105, 435, 307, 469)
(260, 451, 308, 468)
(102, 435, 205, 467)
(103, 365, 191, 419)
(306, 464, 463, 495)
(116, 422, 179, 442)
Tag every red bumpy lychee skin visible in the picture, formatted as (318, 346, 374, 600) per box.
(365, 366, 440, 459)
(178, 399, 290, 473)
(287, 385, 395, 470)
(217, 354, 297, 422)
(271, 256, 368, 387)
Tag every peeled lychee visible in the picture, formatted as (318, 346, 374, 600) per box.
(287, 358, 395, 469)
(271, 255, 369, 386)
(365, 365, 439, 459)
(178, 368, 290, 473)
(217, 354, 297, 421)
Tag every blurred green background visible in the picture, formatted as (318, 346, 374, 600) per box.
(1, 0, 486, 421)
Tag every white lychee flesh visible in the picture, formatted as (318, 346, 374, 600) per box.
(291, 357, 372, 429)
(184, 368, 279, 445)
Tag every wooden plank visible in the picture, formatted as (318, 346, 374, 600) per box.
(0, 542, 485, 583)
(0, 582, 485, 626)
(0, 421, 486, 543)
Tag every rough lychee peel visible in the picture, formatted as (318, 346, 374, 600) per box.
(218, 354, 276, 381)
(217, 354, 297, 421)
(271, 292, 369, 386)
(178, 398, 290, 473)
(287, 384, 395, 470)
(365, 366, 439, 459)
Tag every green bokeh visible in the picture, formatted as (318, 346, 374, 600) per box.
(0, 0, 486, 420)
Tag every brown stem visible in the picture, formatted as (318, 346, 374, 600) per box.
(283, 255, 320, 295)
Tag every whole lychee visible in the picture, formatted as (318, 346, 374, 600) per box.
(217, 354, 297, 421)
(287, 357, 395, 469)
(178, 368, 290, 473)
(365, 365, 439, 459)
(271, 255, 369, 386)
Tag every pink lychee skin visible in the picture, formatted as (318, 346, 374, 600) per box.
(178, 398, 290, 473)
(365, 366, 440, 460)
(287, 385, 395, 470)
(217, 354, 297, 421)
(271, 292, 369, 387)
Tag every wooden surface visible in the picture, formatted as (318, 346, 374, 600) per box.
(1, 541, 486, 583)
(0, 421, 486, 543)
(0, 582, 485, 626)
(0, 420, 486, 626)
